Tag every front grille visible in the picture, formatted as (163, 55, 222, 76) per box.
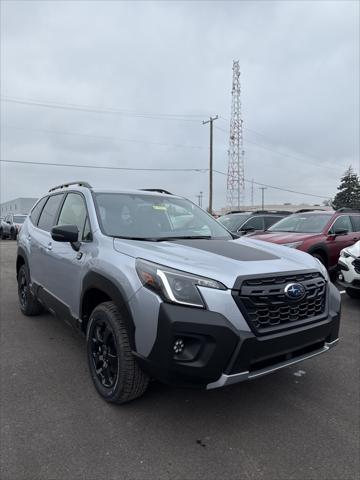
(233, 271, 327, 335)
(353, 258, 360, 275)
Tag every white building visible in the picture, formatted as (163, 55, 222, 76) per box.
(0, 197, 38, 217)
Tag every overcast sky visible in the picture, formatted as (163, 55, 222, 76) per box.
(0, 0, 359, 210)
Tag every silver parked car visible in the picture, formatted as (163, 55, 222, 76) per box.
(16, 181, 341, 404)
(0, 213, 27, 240)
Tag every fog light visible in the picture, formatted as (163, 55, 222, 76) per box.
(173, 338, 185, 354)
(338, 273, 343, 281)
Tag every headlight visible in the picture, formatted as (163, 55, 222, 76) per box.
(136, 259, 226, 308)
(282, 241, 303, 249)
(314, 257, 329, 280)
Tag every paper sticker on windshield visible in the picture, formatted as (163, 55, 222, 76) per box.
(153, 205, 167, 210)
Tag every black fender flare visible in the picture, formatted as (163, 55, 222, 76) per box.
(80, 271, 136, 349)
(306, 243, 329, 266)
(16, 246, 30, 278)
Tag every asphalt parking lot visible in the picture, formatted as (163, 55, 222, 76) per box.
(0, 240, 359, 480)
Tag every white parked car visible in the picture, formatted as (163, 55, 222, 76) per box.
(337, 241, 360, 298)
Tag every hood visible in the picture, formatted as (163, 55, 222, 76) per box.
(113, 236, 322, 288)
(249, 231, 321, 244)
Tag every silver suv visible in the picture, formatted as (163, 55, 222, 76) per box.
(17, 181, 341, 404)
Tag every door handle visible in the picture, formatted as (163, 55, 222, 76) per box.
(46, 242, 53, 251)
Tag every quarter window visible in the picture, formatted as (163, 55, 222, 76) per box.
(37, 194, 64, 232)
(30, 197, 48, 226)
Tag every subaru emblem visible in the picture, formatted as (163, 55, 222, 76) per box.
(284, 283, 306, 300)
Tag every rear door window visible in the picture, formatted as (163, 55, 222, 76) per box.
(37, 194, 64, 232)
(350, 215, 360, 232)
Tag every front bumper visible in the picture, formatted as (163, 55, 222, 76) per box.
(135, 301, 340, 389)
(337, 260, 360, 291)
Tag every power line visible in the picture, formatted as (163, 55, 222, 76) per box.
(3, 125, 209, 150)
(214, 124, 344, 173)
(0, 158, 207, 172)
(0, 158, 332, 199)
(213, 169, 331, 199)
(1, 96, 206, 122)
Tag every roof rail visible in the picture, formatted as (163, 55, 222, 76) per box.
(295, 208, 327, 213)
(226, 210, 250, 214)
(49, 181, 92, 192)
(140, 189, 173, 195)
(336, 207, 360, 213)
(252, 210, 292, 215)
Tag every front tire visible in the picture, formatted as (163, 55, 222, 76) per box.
(86, 301, 149, 404)
(17, 264, 43, 315)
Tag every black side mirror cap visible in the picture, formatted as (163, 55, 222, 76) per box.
(51, 224, 79, 243)
(333, 229, 349, 236)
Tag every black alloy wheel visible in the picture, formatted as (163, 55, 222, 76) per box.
(17, 265, 43, 316)
(90, 320, 118, 389)
(86, 301, 149, 404)
(18, 267, 29, 310)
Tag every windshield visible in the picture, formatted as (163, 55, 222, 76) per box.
(94, 193, 232, 240)
(13, 216, 26, 224)
(218, 214, 250, 232)
(268, 213, 331, 233)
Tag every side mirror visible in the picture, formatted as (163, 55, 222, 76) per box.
(333, 228, 349, 236)
(240, 226, 255, 234)
(51, 224, 80, 249)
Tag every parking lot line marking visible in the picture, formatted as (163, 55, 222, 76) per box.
(339, 290, 346, 294)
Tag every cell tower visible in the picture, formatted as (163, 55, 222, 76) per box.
(226, 60, 245, 209)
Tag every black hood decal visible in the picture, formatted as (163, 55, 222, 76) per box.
(173, 239, 278, 261)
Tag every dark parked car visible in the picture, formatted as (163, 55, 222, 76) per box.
(250, 208, 360, 272)
(0, 213, 27, 240)
(218, 210, 290, 235)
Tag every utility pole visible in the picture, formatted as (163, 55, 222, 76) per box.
(251, 178, 254, 209)
(259, 187, 267, 211)
(203, 115, 218, 215)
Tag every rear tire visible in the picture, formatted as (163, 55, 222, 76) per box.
(346, 288, 360, 299)
(17, 264, 43, 315)
(10, 229, 17, 240)
(86, 301, 149, 404)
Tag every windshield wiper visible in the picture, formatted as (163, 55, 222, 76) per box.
(112, 235, 159, 241)
(154, 235, 213, 241)
(112, 235, 213, 242)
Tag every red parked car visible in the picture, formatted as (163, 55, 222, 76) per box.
(249, 209, 360, 273)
